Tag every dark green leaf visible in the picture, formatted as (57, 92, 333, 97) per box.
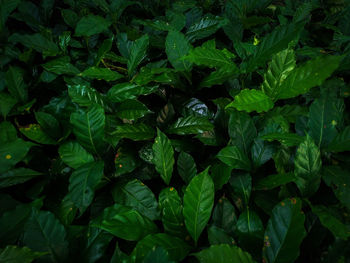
(216, 146, 251, 171)
(80, 67, 123, 81)
(5, 66, 27, 102)
(75, 14, 111, 37)
(166, 31, 192, 71)
(115, 99, 151, 120)
(167, 116, 214, 135)
(58, 141, 94, 169)
(127, 34, 149, 76)
(0, 246, 46, 263)
(111, 123, 155, 141)
(0, 168, 41, 188)
(177, 151, 197, 184)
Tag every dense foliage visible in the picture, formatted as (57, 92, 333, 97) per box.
(1, 0, 350, 262)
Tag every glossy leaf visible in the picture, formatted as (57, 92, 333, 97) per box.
(70, 106, 105, 155)
(107, 83, 156, 102)
(68, 161, 104, 215)
(254, 173, 296, 191)
(194, 244, 254, 263)
(112, 179, 159, 220)
(216, 146, 251, 171)
(166, 31, 192, 71)
(20, 124, 56, 145)
(128, 34, 149, 76)
(294, 135, 322, 197)
(42, 56, 80, 75)
(183, 171, 215, 244)
(0, 168, 41, 188)
(115, 99, 151, 120)
(186, 16, 228, 42)
(263, 198, 306, 263)
(58, 141, 94, 169)
(80, 67, 123, 81)
(111, 123, 155, 141)
(327, 126, 350, 152)
(91, 204, 158, 241)
(177, 151, 197, 184)
(226, 89, 274, 113)
(167, 116, 214, 135)
(75, 14, 111, 36)
(0, 246, 46, 263)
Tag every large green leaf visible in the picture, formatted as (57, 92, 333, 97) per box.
(263, 198, 306, 263)
(186, 16, 228, 42)
(0, 92, 17, 118)
(75, 14, 111, 36)
(68, 85, 111, 111)
(8, 33, 59, 56)
(70, 106, 105, 155)
(0, 168, 41, 188)
(58, 141, 94, 169)
(294, 135, 322, 197)
(277, 55, 342, 99)
(111, 123, 155, 141)
(166, 116, 214, 135)
(0, 121, 17, 143)
(229, 173, 252, 207)
(20, 124, 57, 145)
(183, 171, 215, 244)
(23, 209, 68, 262)
(261, 49, 296, 100)
(177, 151, 197, 184)
(0, 0, 21, 30)
(185, 40, 237, 69)
(81, 228, 113, 263)
(127, 34, 149, 76)
(112, 179, 160, 220)
(0, 138, 34, 173)
(200, 66, 238, 88)
(5, 66, 27, 102)
(216, 146, 251, 171)
(194, 244, 254, 263)
(115, 99, 151, 120)
(165, 31, 192, 71)
(80, 67, 123, 81)
(254, 173, 296, 191)
(0, 246, 46, 263)
(327, 126, 350, 152)
(308, 97, 343, 148)
(159, 187, 186, 238)
(35, 111, 61, 140)
(107, 83, 156, 102)
(246, 22, 303, 72)
(68, 161, 104, 215)
(210, 163, 232, 191)
(152, 129, 174, 185)
(322, 166, 350, 209)
(132, 233, 191, 263)
(226, 89, 274, 113)
(42, 56, 80, 75)
(251, 138, 275, 168)
(91, 204, 158, 241)
(310, 205, 350, 240)
(228, 110, 257, 155)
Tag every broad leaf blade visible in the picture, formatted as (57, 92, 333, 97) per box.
(167, 116, 214, 135)
(166, 31, 192, 71)
(127, 34, 149, 76)
(216, 146, 251, 171)
(152, 129, 174, 185)
(58, 141, 94, 169)
(75, 14, 111, 36)
(183, 171, 215, 244)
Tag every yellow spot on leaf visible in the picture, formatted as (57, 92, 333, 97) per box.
(5, 154, 12, 160)
(119, 164, 123, 168)
(281, 202, 285, 206)
(331, 120, 337, 126)
(170, 187, 174, 191)
(253, 36, 260, 46)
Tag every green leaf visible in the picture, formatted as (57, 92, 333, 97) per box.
(5, 66, 27, 102)
(260, 133, 304, 147)
(20, 124, 57, 145)
(277, 55, 342, 99)
(246, 22, 303, 72)
(8, 33, 59, 56)
(210, 163, 232, 191)
(107, 83, 157, 102)
(228, 110, 257, 155)
(261, 49, 296, 100)
(167, 116, 214, 135)
(112, 179, 160, 220)
(115, 99, 151, 120)
(35, 111, 61, 139)
(82, 228, 113, 263)
(183, 171, 215, 244)
(212, 198, 237, 234)
(68, 85, 111, 111)
(200, 66, 238, 88)
(159, 187, 186, 238)
(80, 67, 124, 81)
(143, 247, 175, 263)
(58, 141, 94, 169)
(0, 121, 17, 143)
(236, 209, 264, 249)
(177, 151, 197, 184)
(0, 0, 21, 30)
(111, 123, 155, 141)
(251, 138, 275, 168)
(0, 168, 42, 188)
(70, 106, 106, 155)
(310, 205, 350, 240)
(322, 166, 350, 209)
(308, 97, 343, 148)
(194, 244, 254, 263)
(152, 129, 175, 185)
(68, 161, 104, 215)
(186, 16, 228, 42)
(132, 233, 191, 263)
(185, 40, 237, 69)
(229, 173, 252, 207)
(43, 56, 80, 75)
(254, 173, 296, 191)
(0, 246, 46, 263)
(0, 138, 34, 173)
(208, 225, 235, 245)
(263, 198, 306, 263)
(23, 209, 68, 262)
(91, 204, 158, 241)
(327, 126, 350, 152)
(127, 34, 149, 76)
(0, 92, 17, 118)
(165, 31, 192, 71)
(216, 146, 251, 171)
(226, 89, 274, 113)
(75, 14, 111, 36)
(294, 135, 322, 197)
